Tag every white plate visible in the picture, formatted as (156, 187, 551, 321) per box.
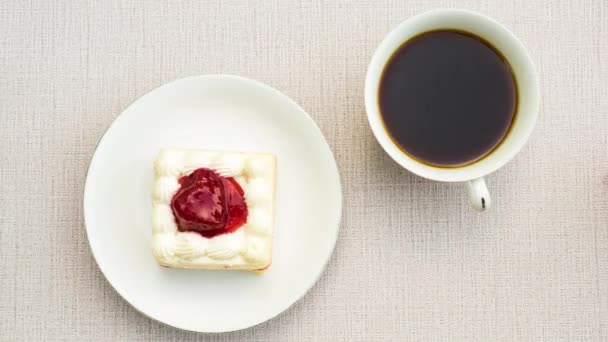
(83, 75, 342, 332)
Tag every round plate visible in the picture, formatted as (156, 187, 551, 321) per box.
(83, 75, 342, 332)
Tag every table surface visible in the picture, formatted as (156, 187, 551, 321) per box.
(1, 1, 607, 341)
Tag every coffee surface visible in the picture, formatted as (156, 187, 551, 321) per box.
(378, 30, 517, 167)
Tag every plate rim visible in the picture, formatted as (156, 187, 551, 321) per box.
(82, 74, 343, 333)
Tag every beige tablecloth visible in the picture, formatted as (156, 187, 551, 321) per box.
(1, 0, 607, 341)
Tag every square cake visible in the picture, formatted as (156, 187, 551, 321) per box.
(151, 148, 276, 271)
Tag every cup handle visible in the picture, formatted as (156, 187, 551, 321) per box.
(466, 177, 491, 211)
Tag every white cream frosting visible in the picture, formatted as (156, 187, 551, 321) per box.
(241, 237, 268, 264)
(183, 153, 214, 174)
(152, 177, 180, 203)
(246, 178, 272, 206)
(174, 232, 208, 259)
(152, 233, 176, 262)
(215, 154, 245, 176)
(245, 157, 272, 178)
(206, 229, 245, 260)
(151, 148, 275, 269)
(155, 150, 185, 177)
(245, 207, 272, 236)
(152, 204, 178, 233)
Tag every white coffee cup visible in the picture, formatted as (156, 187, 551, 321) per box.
(365, 9, 540, 211)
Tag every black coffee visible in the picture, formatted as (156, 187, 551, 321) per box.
(378, 30, 517, 167)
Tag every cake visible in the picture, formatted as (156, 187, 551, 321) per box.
(151, 148, 276, 271)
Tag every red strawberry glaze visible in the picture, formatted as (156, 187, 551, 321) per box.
(171, 168, 248, 238)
